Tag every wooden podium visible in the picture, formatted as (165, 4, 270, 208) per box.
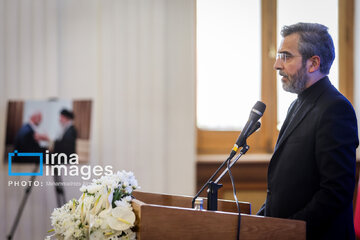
(132, 191, 305, 240)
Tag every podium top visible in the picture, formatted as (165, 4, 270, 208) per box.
(132, 190, 251, 214)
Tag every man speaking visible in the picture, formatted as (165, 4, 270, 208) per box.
(257, 22, 359, 240)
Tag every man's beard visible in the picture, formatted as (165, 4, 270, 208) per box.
(280, 64, 308, 94)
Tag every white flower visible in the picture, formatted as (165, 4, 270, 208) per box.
(114, 198, 132, 209)
(88, 184, 103, 194)
(108, 189, 114, 206)
(48, 170, 139, 240)
(99, 206, 136, 231)
(89, 214, 104, 229)
(125, 186, 133, 194)
(79, 185, 87, 192)
(89, 230, 105, 240)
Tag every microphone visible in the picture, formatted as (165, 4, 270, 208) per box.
(247, 121, 261, 138)
(230, 101, 266, 156)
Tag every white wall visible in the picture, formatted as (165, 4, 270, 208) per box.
(0, 0, 196, 239)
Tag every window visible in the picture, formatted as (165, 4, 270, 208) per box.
(197, 0, 261, 130)
(197, 0, 354, 154)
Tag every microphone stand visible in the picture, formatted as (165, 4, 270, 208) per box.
(192, 155, 233, 210)
(214, 145, 249, 185)
(7, 164, 39, 240)
(192, 144, 249, 211)
(207, 144, 249, 211)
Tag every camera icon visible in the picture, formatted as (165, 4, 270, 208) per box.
(8, 150, 43, 176)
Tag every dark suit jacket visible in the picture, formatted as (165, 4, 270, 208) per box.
(14, 123, 41, 152)
(258, 77, 359, 240)
(53, 125, 77, 158)
(13, 123, 46, 163)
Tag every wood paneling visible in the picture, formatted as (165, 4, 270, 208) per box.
(5, 101, 24, 145)
(339, 0, 355, 104)
(197, 157, 269, 197)
(72, 100, 92, 140)
(197, 129, 266, 154)
(261, 0, 278, 152)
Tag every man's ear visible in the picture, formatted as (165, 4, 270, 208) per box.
(308, 55, 321, 73)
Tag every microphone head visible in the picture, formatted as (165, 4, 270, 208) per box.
(235, 102, 266, 149)
(252, 101, 266, 117)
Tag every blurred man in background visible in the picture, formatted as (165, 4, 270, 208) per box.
(14, 111, 49, 162)
(51, 109, 77, 206)
(53, 109, 77, 160)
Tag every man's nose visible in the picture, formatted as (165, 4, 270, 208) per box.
(273, 58, 283, 70)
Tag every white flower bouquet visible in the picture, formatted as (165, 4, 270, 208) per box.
(46, 171, 139, 240)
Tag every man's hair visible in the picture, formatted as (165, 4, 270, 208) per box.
(60, 109, 74, 120)
(281, 22, 335, 75)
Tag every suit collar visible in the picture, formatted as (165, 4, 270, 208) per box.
(274, 76, 332, 152)
(298, 76, 329, 102)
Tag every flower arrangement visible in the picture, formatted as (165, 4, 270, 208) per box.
(46, 171, 139, 240)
